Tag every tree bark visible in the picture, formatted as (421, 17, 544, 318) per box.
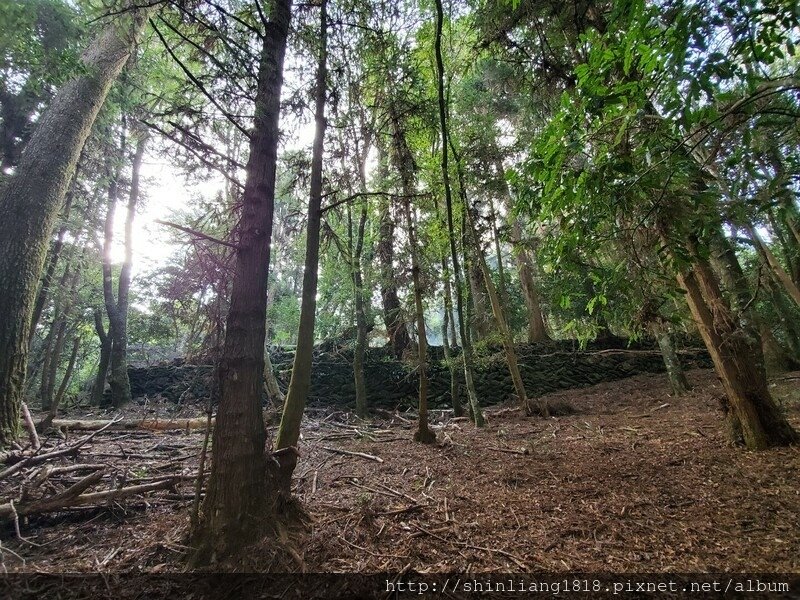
(90, 310, 112, 407)
(674, 235, 798, 449)
(352, 202, 369, 419)
(377, 197, 410, 358)
(653, 329, 690, 395)
(274, 0, 326, 483)
(194, 0, 292, 562)
(0, 3, 151, 449)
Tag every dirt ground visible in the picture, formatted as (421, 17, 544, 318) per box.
(2, 368, 799, 575)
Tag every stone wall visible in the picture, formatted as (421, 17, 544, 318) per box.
(124, 340, 712, 410)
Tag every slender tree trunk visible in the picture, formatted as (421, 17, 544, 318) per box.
(42, 336, 79, 428)
(747, 225, 800, 308)
(764, 275, 800, 359)
(460, 179, 547, 416)
(352, 202, 369, 419)
(263, 349, 285, 406)
(0, 4, 151, 448)
(653, 327, 690, 395)
(91, 309, 112, 406)
(434, 0, 483, 426)
(104, 129, 146, 408)
(194, 0, 292, 562)
(673, 234, 798, 449)
(274, 0, 326, 484)
(709, 232, 799, 371)
(489, 202, 511, 314)
(403, 199, 435, 444)
(441, 256, 462, 416)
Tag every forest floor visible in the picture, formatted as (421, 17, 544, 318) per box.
(2, 368, 799, 575)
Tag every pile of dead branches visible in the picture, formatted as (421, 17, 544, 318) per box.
(0, 421, 200, 537)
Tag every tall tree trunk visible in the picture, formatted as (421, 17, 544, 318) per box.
(709, 232, 799, 371)
(433, 0, 484, 426)
(104, 129, 147, 408)
(0, 4, 151, 449)
(673, 234, 798, 449)
(494, 158, 550, 342)
(274, 0, 326, 484)
(403, 199, 435, 444)
(194, 0, 292, 562)
(351, 202, 369, 419)
(386, 90, 435, 442)
(434, 197, 462, 416)
(456, 158, 547, 416)
(441, 255, 462, 416)
(764, 275, 800, 359)
(41, 336, 80, 429)
(378, 197, 410, 358)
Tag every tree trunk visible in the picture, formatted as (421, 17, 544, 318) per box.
(747, 225, 800, 308)
(468, 260, 492, 341)
(104, 129, 146, 409)
(654, 328, 690, 395)
(674, 235, 798, 449)
(91, 310, 111, 407)
(378, 197, 410, 358)
(403, 199, 435, 444)
(194, 0, 292, 562)
(495, 158, 550, 342)
(434, 0, 483, 427)
(352, 202, 369, 419)
(29, 165, 79, 343)
(709, 231, 799, 370)
(274, 0, 326, 484)
(441, 256, 462, 417)
(0, 4, 150, 448)
(458, 163, 547, 416)
(43, 336, 79, 427)
(263, 349, 285, 406)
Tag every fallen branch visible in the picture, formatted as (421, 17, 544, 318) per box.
(321, 446, 383, 463)
(50, 417, 213, 432)
(0, 419, 119, 479)
(0, 470, 106, 518)
(0, 475, 181, 519)
(487, 445, 529, 456)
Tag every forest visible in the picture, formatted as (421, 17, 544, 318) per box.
(0, 0, 799, 594)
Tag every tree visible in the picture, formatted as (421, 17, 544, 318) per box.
(0, 3, 152, 448)
(274, 0, 328, 485)
(194, 0, 293, 561)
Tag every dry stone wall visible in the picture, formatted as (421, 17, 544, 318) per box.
(123, 340, 712, 410)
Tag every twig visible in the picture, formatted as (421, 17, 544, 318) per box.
(321, 446, 383, 463)
(155, 220, 238, 249)
(411, 523, 530, 570)
(487, 446, 529, 455)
